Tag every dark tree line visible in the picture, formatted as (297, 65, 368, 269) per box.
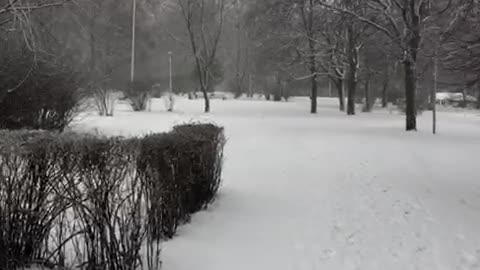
(243, 0, 480, 131)
(1, 0, 479, 131)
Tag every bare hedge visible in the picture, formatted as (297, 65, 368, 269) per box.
(139, 124, 225, 239)
(0, 124, 225, 269)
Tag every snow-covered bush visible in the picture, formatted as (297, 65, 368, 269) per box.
(0, 124, 225, 268)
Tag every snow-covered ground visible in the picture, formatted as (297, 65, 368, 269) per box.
(73, 97, 480, 270)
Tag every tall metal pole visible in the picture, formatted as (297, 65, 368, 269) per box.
(130, 0, 137, 85)
(168, 51, 173, 92)
(328, 58, 332, 97)
(433, 48, 438, 134)
(328, 74, 332, 97)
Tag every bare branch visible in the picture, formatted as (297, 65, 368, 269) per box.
(317, 0, 396, 40)
(0, 0, 71, 14)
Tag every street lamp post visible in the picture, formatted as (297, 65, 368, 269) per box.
(166, 51, 174, 112)
(130, 0, 137, 85)
(168, 51, 173, 92)
(431, 26, 442, 135)
(433, 48, 438, 134)
(425, 25, 442, 134)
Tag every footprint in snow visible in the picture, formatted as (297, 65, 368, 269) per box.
(293, 242, 305, 252)
(319, 248, 336, 260)
(460, 251, 479, 269)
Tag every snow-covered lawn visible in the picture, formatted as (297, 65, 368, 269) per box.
(73, 97, 480, 270)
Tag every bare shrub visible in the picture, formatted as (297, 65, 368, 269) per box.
(0, 50, 83, 131)
(129, 92, 151, 112)
(126, 81, 152, 112)
(93, 88, 118, 116)
(0, 131, 68, 269)
(62, 138, 147, 269)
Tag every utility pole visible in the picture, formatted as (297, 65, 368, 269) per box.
(130, 0, 137, 85)
(168, 51, 173, 92)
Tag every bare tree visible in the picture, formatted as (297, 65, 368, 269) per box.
(0, 0, 73, 104)
(257, 0, 328, 112)
(0, 0, 71, 24)
(442, 0, 480, 108)
(317, 19, 347, 111)
(314, 1, 370, 115)
(319, 0, 452, 130)
(176, 0, 226, 113)
(226, 0, 251, 98)
(0, 0, 72, 49)
(65, 0, 141, 115)
(293, 0, 322, 113)
(343, 21, 364, 115)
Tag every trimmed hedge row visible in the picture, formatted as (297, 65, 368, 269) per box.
(0, 124, 225, 269)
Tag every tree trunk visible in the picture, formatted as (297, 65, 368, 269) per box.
(346, 59, 356, 115)
(476, 83, 480, 109)
(300, 0, 318, 113)
(363, 77, 371, 112)
(382, 78, 388, 108)
(346, 76, 356, 115)
(273, 73, 282, 102)
(307, 42, 318, 113)
(192, 55, 211, 113)
(403, 2, 421, 131)
(404, 60, 417, 131)
(345, 26, 357, 115)
(201, 82, 210, 113)
(336, 78, 345, 111)
(310, 71, 318, 113)
(201, 84, 210, 113)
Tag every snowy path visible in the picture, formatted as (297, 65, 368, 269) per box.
(75, 98, 480, 270)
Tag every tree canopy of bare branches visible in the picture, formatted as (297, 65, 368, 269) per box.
(176, 0, 227, 113)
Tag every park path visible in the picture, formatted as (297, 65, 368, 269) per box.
(76, 98, 480, 270)
(157, 99, 480, 270)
